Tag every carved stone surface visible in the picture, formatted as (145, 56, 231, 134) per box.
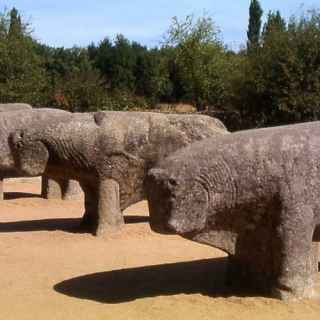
(146, 121, 320, 301)
(0, 103, 32, 112)
(11, 111, 227, 236)
(41, 176, 82, 200)
(0, 108, 87, 200)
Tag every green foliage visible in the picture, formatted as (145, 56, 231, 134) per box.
(87, 34, 173, 108)
(8, 7, 22, 38)
(109, 35, 140, 91)
(230, 9, 320, 129)
(88, 38, 113, 76)
(53, 50, 107, 112)
(99, 90, 149, 111)
(262, 10, 286, 39)
(1, 5, 320, 132)
(247, 0, 263, 51)
(0, 8, 46, 105)
(164, 15, 229, 110)
(134, 49, 172, 103)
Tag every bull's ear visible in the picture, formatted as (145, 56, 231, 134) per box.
(168, 176, 177, 188)
(94, 111, 106, 126)
(146, 168, 171, 193)
(147, 168, 168, 181)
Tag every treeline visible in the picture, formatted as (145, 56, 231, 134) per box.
(0, 2, 320, 130)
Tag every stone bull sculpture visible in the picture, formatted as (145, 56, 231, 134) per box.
(146, 121, 320, 301)
(0, 108, 85, 200)
(10, 111, 227, 236)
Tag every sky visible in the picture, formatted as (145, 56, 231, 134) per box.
(2, 0, 319, 50)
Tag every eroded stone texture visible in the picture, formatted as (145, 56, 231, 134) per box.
(146, 121, 320, 301)
(11, 111, 227, 236)
(62, 180, 83, 200)
(0, 103, 32, 112)
(41, 176, 82, 200)
(0, 108, 88, 200)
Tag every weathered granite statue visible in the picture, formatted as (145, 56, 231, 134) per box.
(146, 121, 320, 301)
(0, 103, 32, 112)
(11, 111, 227, 236)
(41, 176, 82, 200)
(0, 108, 85, 200)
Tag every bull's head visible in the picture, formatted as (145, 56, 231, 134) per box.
(146, 165, 210, 236)
(10, 129, 49, 176)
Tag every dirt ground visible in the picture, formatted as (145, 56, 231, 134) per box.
(0, 178, 319, 320)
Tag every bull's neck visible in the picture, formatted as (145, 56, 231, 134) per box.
(201, 157, 237, 211)
(40, 127, 93, 171)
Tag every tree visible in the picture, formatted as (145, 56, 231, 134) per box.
(247, 0, 263, 51)
(165, 14, 228, 110)
(109, 34, 140, 91)
(0, 8, 46, 105)
(134, 49, 171, 103)
(231, 9, 320, 129)
(90, 37, 113, 80)
(8, 7, 22, 39)
(262, 10, 286, 40)
(54, 67, 107, 112)
(42, 47, 108, 111)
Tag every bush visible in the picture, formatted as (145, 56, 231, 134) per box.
(227, 9, 320, 129)
(99, 90, 150, 111)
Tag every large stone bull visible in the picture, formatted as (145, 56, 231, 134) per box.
(11, 111, 227, 236)
(146, 121, 320, 301)
(0, 108, 86, 200)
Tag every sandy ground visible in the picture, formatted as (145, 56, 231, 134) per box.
(0, 178, 319, 320)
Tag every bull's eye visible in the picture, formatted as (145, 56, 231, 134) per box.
(168, 178, 177, 187)
(17, 141, 23, 149)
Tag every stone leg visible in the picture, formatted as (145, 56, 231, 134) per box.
(95, 178, 124, 237)
(79, 181, 99, 233)
(42, 177, 82, 200)
(271, 205, 318, 300)
(226, 204, 318, 300)
(225, 211, 277, 293)
(226, 243, 274, 293)
(0, 177, 3, 200)
(61, 180, 83, 200)
(41, 176, 62, 199)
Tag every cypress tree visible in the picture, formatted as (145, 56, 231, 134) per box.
(8, 7, 22, 39)
(247, 0, 263, 51)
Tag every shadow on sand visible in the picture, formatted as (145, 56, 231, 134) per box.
(0, 215, 149, 233)
(4, 192, 41, 200)
(0, 218, 82, 233)
(54, 258, 264, 304)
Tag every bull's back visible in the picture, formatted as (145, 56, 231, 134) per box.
(159, 121, 320, 203)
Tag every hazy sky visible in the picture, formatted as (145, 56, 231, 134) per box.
(2, 0, 319, 49)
